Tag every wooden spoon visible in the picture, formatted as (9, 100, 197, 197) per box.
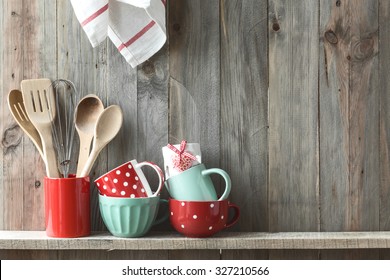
(7, 89, 44, 159)
(75, 94, 104, 177)
(79, 105, 123, 177)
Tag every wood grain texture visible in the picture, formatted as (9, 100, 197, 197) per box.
(222, 250, 268, 260)
(319, 0, 350, 232)
(57, 250, 168, 260)
(220, 0, 268, 231)
(1, 0, 56, 231)
(0, 250, 168, 260)
(0, 250, 58, 260)
(1, 0, 24, 231)
(379, 249, 390, 260)
(379, 0, 390, 231)
(3, 231, 390, 250)
(22, 0, 57, 231)
(379, 0, 390, 261)
(268, 0, 319, 231)
(269, 250, 319, 260)
(320, 249, 378, 260)
(320, 0, 379, 260)
(169, 250, 220, 260)
(268, 0, 319, 260)
(320, 0, 379, 232)
(220, 0, 269, 260)
(169, 0, 220, 168)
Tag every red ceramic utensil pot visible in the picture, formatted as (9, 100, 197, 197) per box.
(44, 175, 90, 238)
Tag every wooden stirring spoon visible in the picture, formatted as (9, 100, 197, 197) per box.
(79, 105, 123, 177)
(75, 94, 104, 177)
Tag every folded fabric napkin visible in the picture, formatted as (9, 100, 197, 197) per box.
(70, 0, 166, 67)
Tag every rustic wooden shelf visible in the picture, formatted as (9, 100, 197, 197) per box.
(1, 231, 390, 250)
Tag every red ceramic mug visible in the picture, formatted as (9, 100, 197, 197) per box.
(169, 199, 240, 238)
(95, 160, 164, 198)
(44, 175, 90, 238)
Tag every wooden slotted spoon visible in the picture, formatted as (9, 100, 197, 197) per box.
(7, 89, 44, 159)
(21, 79, 60, 178)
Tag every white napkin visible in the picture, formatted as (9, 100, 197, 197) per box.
(70, 0, 166, 68)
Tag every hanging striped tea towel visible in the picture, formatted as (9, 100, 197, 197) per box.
(70, 0, 166, 68)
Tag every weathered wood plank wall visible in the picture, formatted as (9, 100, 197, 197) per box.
(268, 0, 319, 260)
(320, 0, 380, 260)
(220, 0, 268, 260)
(0, 0, 389, 259)
(378, 0, 390, 260)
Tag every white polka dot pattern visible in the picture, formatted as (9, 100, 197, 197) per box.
(95, 161, 152, 198)
(170, 202, 228, 235)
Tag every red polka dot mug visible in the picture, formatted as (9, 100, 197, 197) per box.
(94, 160, 164, 198)
(169, 199, 240, 238)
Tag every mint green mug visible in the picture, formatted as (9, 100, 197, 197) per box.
(165, 164, 231, 201)
(98, 195, 168, 237)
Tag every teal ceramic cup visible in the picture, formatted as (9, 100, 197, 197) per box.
(165, 164, 231, 201)
(98, 195, 168, 237)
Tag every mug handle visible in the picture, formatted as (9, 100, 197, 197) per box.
(153, 199, 169, 226)
(164, 180, 170, 192)
(136, 161, 165, 197)
(225, 202, 240, 228)
(201, 168, 231, 201)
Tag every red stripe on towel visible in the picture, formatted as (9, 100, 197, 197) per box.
(117, 21, 156, 51)
(81, 4, 109, 27)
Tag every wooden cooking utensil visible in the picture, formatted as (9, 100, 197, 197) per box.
(21, 78, 60, 178)
(7, 89, 44, 159)
(75, 94, 104, 177)
(79, 105, 123, 177)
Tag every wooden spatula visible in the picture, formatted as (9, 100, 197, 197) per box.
(21, 79, 59, 178)
(7, 89, 44, 159)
